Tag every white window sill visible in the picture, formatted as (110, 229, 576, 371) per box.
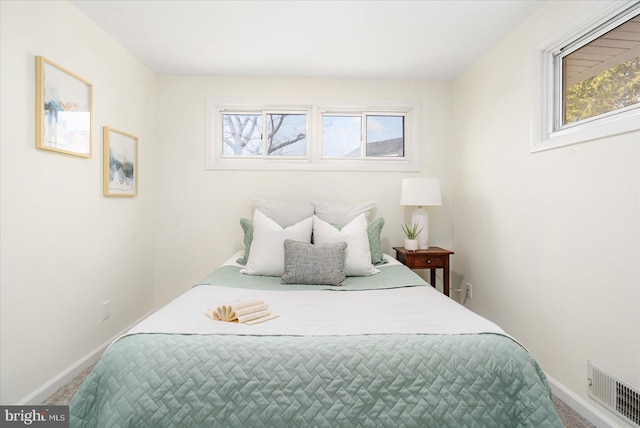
(532, 107, 640, 153)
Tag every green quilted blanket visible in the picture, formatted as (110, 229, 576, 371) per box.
(70, 333, 562, 427)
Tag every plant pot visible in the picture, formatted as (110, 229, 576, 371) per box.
(405, 239, 418, 251)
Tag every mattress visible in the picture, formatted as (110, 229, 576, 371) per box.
(70, 255, 562, 427)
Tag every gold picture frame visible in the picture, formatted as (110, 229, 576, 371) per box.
(35, 56, 93, 157)
(103, 127, 138, 197)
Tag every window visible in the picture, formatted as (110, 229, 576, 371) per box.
(267, 114, 306, 157)
(206, 99, 419, 171)
(535, 3, 640, 151)
(366, 115, 404, 157)
(222, 113, 262, 156)
(221, 111, 307, 158)
(321, 113, 405, 159)
(558, 8, 640, 128)
(322, 115, 362, 158)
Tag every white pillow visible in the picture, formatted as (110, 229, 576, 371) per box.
(241, 210, 313, 276)
(313, 214, 379, 276)
(312, 200, 376, 225)
(253, 198, 315, 227)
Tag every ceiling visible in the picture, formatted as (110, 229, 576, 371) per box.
(71, 0, 545, 80)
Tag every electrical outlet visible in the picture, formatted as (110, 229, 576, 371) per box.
(102, 300, 111, 321)
(465, 283, 473, 300)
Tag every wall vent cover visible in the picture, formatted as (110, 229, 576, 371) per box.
(588, 361, 640, 427)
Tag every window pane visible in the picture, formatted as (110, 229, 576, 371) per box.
(366, 115, 404, 157)
(322, 115, 361, 157)
(222, 113, 262, 156)
(562, 16, 640, 125)
(266, 114, 306, 156)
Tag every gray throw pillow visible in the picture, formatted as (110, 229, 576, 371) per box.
(281, 240, 347, 286)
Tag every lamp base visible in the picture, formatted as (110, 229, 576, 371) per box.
(411, 209, 429, 250)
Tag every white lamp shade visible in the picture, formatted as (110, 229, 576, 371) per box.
(400, 178, 442, 207)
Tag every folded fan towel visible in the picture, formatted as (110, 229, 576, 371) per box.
(205, 299, 278, 324)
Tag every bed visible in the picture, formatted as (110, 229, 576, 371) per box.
(70, 200, 562, 427)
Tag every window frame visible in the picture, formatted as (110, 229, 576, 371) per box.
(206, 98, 420, 171)
(220, 111, 264, 158)
(320, 112, 364, 159)
(319, 109, 407, 160)
(220, 109, 310, 159)
(364, 114, 405, 158)
(533, 2, 640, 152)
(264, 111, 309, 158)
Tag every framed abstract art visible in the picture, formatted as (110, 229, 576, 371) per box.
(103, 127, 138, 197)
(35, 56, 93, 157)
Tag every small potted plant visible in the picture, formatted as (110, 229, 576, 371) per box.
(402, 223, 423, 251)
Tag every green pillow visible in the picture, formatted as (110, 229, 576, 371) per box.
(329, 217, 386, 265)
(236, 218, 253, 265)
(367, 217, 386, 265)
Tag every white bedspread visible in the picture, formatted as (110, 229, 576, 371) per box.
(126, 282, 507, 339)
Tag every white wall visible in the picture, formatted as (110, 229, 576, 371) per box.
(153, 76, 453, 306)
(0, 1, 157, 404)
(452, 1, 639, 426)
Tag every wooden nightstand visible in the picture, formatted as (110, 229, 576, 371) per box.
(393, 246, 454, 296)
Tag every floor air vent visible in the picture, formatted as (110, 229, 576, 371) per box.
(588, 361, 640, 427)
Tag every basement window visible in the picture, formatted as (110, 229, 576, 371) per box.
(321, 113, 405, 159)
(222, 112, 307, 158)
(535, 3, 640, 151)
(206, 99, 419, 171)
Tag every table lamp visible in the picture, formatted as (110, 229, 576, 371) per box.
(400, 177, 442, 249)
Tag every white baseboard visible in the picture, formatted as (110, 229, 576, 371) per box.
(546, 373, 626, 428)
(17, 310, 155, 405)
